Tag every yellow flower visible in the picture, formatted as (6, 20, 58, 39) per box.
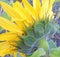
(0, 0, 54, 57)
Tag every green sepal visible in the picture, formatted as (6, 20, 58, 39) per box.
(38, 38, 49, 51)
(25, 26, 34, 36)
(23, 35, 36, 47)
(34, 21, 45, 37)
(29, 48, 46, 57)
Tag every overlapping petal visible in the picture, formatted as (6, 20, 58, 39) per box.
(0, 0, 55, 57)
(0, 32, 20, 41)
(0, 17, 24, 35)
(39, 0, 49, 18)
(0, 41, 17, 56)
(22, 0, 37, 20)
(12, 1, 34, 25)
(33, 0, 41, 18)
(0, 2, 24, 21)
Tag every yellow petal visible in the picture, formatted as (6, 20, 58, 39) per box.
(20, 52, 26, 57)
(0, 32, 20, 41)
(39, 0, 49, 18)
(48, 0, 55, 11)
(14, 52, 26, 57)
(42, 0, 49, 12)
(22, 0, 37, 20)
(0, 17, 24, 35)
(14, 52, 17, 57)
(24, 20, 31, 27)
(0, 41, 17, 56)
(16, 21, 25, 30)
(47, 0, 55, 19)
(0, 2, 23, 21)
(48, 10, 54, 20)
(12, 1, 34, 25)
(33, 0, 41, 19)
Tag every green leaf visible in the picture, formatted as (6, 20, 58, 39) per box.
(30, 48, 46, 57)
(38, 38, 49, 51)
(50, 47, 60, 57)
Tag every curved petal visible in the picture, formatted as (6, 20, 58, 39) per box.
(0, 17, 24, 35)
(20, 53, 26, 57)
(47, 0, 55, 19)
(22, 0, 37, 20)
(12, 1, 34, 25)
(42, 0, 49, 12)
(14, 52, 26, 57)
(0, 2, 23, 21)
(48, 0, 55, 11)
(48, 10, 54, 20)
(0, 32, 20, 41)
(14, 52, 17, 57)
(39, 0, 49, 18)
(33, 0, 41, 19)
(0, 41, 17, 57)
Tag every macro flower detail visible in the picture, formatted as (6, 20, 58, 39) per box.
(0, 0, 59, 57)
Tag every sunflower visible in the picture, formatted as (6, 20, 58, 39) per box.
(0, 0, 54, 57)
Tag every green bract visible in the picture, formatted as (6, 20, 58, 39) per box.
(16, 18, 60, 57)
